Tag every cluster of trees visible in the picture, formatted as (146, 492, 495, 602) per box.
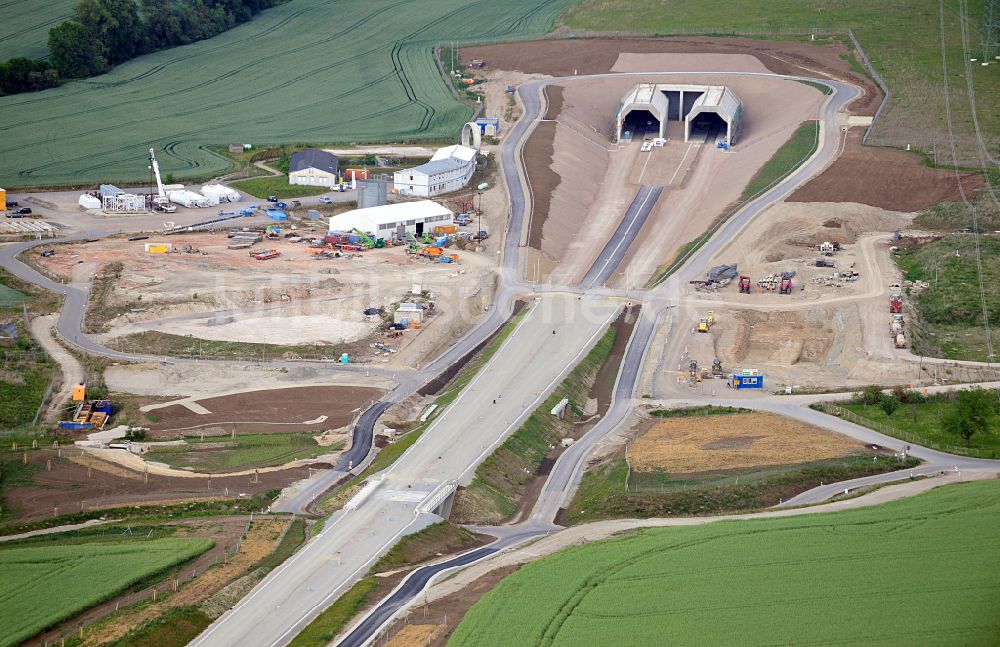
(856, 384, 924, 417)
(0, 58, 60, 95)
(940, 388, 998, 446)
(856, 384, 999, 445)
(0, 0, 284, 96)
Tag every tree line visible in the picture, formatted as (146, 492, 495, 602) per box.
(0, 0, 285, 96)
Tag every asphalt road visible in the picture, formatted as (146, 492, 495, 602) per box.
(10, 68, 990, 647)
(336, 529, 546, 647)
(215, 71, 863, 646)
(531, 306, 661, 525)
(191, 295, 620, 647)
(323, 72, 921, 645)
(579, 185, 663, 289)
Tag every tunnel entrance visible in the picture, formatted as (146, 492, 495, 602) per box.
(688, 111, 728, 142)
(621, 109, 661, 140)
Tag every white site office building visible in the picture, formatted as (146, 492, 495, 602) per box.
(393, 145, 477, 197)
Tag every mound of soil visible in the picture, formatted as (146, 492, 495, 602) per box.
(524, 86, 563, 249)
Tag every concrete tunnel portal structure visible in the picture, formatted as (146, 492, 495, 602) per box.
(615, 83, 743, 146)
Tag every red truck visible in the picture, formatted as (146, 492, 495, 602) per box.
(890, 294, 903, 313)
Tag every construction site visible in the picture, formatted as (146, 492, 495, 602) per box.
(453, 41, 988, 394)
(2, 23, 999, 647)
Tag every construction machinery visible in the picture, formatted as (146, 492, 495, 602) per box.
(353, 228, 386, 249)
(894, 332, 907, 349)
(738, 275, 751, 293)
(404, 232, 421, 254)
(696, 311, 716, 333)
(689, 359, 699, 378)
(890, 293, 903, 313)
(711, 358, 724, 377)
(148, 149, 177, 213)
(779, 273, 793, 295)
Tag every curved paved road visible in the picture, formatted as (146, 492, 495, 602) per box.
(331, 70, 871, 646)
(9, 67, 992, 647)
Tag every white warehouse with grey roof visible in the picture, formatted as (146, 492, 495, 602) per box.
(615, 83, 743, 146)
(393, 144, 477, 197)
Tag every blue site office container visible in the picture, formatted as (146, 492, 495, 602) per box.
(731, 374, 764, 389)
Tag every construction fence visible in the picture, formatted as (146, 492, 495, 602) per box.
(816, 402, 999, 460)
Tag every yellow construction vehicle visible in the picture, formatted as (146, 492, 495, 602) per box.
(697, 317, 709, 333)
(706, 311, 715, 327)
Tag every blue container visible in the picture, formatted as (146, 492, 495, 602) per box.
(731, 374, 764, 389)
(58, 422, 94, 430)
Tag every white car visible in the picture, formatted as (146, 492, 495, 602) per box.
(640, 142, 654, 152)
(319, 196, 333, 204)
(653, 137, 666, 147)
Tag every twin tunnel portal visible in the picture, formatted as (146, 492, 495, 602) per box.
(615, 82, 743, 146)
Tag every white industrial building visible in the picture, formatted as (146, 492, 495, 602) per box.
(201, 184, 241, 203)
(328, 200, 453, 238)
(393, 145, 477, 197)
(289, 149, 340, 187)
(615, 83, 744, 146)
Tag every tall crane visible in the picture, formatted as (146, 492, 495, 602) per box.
(148, 148, 176, 213)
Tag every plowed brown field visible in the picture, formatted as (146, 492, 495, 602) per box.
(631, 412, 861, 473)
(789, 130, 983, 211)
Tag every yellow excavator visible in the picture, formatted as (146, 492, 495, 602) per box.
(697, 311, 716, 333)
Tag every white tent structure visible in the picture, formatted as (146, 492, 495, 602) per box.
(201, 184, 241, 203)
(78, 194, 101, 209)
(328, 200, 453, 238)
(168, 190, 210, 208)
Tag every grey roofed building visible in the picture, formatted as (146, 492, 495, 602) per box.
(289, 149, 339, 174)
(0, 322, 16, 345)
(411, 158, 468, 175)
